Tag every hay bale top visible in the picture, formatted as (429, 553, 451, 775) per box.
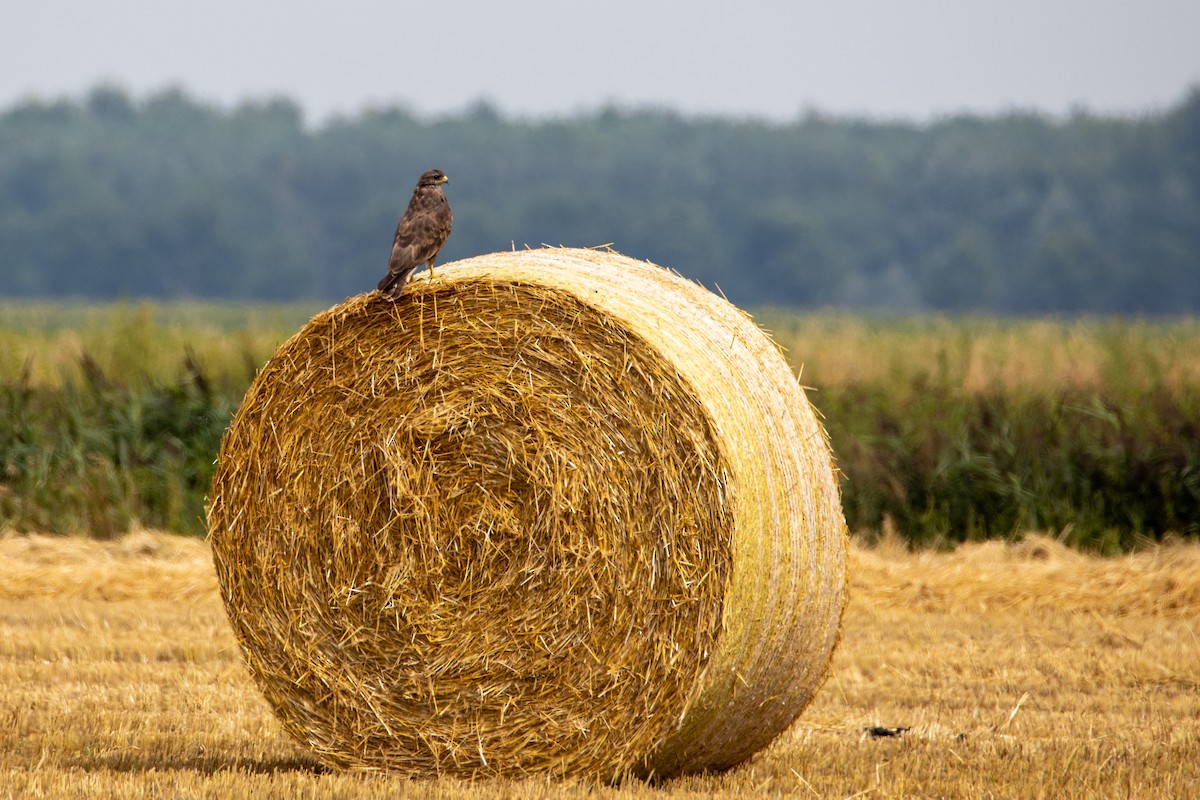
(208, 247, 847, 779)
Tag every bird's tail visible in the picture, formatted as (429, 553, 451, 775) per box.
(377, 267, 416, 299)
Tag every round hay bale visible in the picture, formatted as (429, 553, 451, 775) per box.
(207, 247, 847, 780)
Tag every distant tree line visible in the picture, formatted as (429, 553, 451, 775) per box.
(1, 84, 1198, 312)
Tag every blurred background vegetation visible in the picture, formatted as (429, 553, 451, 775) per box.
(1, 84, 1198, 312)
(1, 305, 1196, 550)
(1, 86, 1198, 548)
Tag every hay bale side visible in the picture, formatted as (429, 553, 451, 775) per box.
(207, 247, 847, 780)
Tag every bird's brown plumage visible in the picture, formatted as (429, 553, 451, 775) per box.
(376, 168, 453, 300)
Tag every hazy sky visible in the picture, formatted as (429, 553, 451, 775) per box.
(3, 1, 1198, 123)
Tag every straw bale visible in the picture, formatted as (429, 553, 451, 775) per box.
(207, 247, 847, 780)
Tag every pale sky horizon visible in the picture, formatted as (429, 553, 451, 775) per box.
(3, 1, 1199, 124)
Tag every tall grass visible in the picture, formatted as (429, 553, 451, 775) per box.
(759, 312, 1200, 397)
(1, 303, 1197, 548)
(1, 347, 229, 536)
(0, 300, 316, 388)
(760, 313, 1200, 551)
(0, 302, 315, 536)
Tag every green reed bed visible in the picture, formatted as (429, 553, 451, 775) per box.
(1, 303, 1197, 549)
(0, 301, 314, 536)
(821, 380, 1200, 552)
(764, 313, 1200, 550)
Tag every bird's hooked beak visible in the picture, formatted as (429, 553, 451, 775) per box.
(439, 174, 450, 184)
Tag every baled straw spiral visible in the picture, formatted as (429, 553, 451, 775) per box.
(207, 247, 847, 780)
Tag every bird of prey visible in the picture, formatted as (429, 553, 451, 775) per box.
(376, 168, 453, 300)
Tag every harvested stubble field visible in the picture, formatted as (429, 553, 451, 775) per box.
(1, 530, 1197, 798)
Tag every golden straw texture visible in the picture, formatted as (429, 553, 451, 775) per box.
(207, 247, 847, 780)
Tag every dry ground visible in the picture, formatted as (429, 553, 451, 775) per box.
(1, 530, 1197, 799)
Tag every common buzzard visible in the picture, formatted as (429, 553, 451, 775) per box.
(376, 168, 453, 300)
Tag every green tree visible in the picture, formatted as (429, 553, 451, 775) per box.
(1, 85, 1198, 312)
